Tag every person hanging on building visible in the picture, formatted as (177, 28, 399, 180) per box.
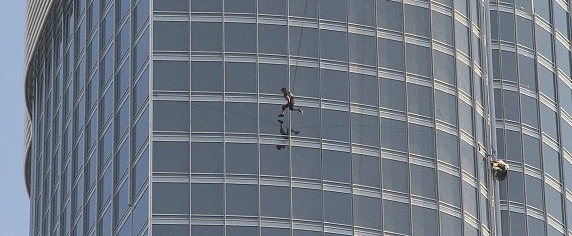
(491, 160, 509, 181)
(276, 120, 300, 150)
(278, 87, 303, 117)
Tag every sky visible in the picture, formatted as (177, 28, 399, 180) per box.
(0, 1, 31, 235)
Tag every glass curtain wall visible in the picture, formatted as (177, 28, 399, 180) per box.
(490, 0, 572, 234)
(27, 0, 150, 235)
(151, 0, 490, 235)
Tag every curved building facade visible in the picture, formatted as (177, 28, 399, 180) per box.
(25, 0, 506, 235)
(490, 0, 572, 235)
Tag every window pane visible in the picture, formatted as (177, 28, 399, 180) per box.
(350, 73, 378, 106)
(352, 154, 380, 188)
(406, 44, 432, 77)
(437, 131, 459, 166)
(225, 62, 257, 93)
(226, 143, 258, 175)
(380, 78, 406, 111)
(323, 191, 352, 224)
(382, 159, 409, 193)
(191, 61, 223, 92)
(191, 22, 222, 52)
(353, 195, 381, 229)
(377, 0, 403, 32)
(292, 147, 321, 179)
(410, 164, 436, 199)
(260, 144, 289, 177)
(191, 142, 223, 173)
(153, 21, 189, 51)
(153, 101, 189, 132)
(439, 172, 461, 207)
(290, 0, 318, 18)
(319, 0, 346, 21)
(323, 150, 351, 183)
(321, 69, 349, 101)
(381, 118, 407, 152)
(152, 182, 190, 214)
(351, 113, 380, 146)
(378, 38, 404, 71)
(322, 109, 349, 142)
(292, 188, 322, 221)
(383, 200, 410, 235)
(409, 124, 435, 158)
(153, 60, 189, 91)
(259, 0, 287, 15)
(225, 0, 255, 13)
(405, 5, 430, 37)
(191, 102, 223, 133)
(226, 184, 258, 216)
(320, 30, 348, 61)
(153, 141, 189, 173)
(434, 51, 455, 85)
(259, 24, 287, 55)
(432, 12, 453, 45)
(349, 33, 376, 66)
(260, 64, 288, 95)
(412, 206, 438, 236)
(435, 90, 457, 125)
(225, 23, 256, 53)
(191, 183, 223, 214)
(290, 27, 318, 58)
(225, 102, 257, 133)
(348, 0, 375, 26)
(261, 185, 290, 218)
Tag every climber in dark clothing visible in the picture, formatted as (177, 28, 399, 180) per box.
(491, 160, 509, 181)
(276, 120, 300, 150)
(279, 87, 303, 117)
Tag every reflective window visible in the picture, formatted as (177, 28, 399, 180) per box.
(404, 4, 430, 38)
(523, 134, 541, 168)
(435, 90, 457, 125)
(521, 95, 538, 128)
(192, 142, 223, 173)
(410, 164, 436, 199)
(459, 101, 473, 136)
(322, 109, 350, 142)
(518, 55, 536, 91)
(227, 226, 259, 236)
(350, 73, 378, 106)
(227, 184, 258, 216)
(191, 0, 222, 12)
(319, 0, 346, 21)
(516, 16, 533, 49)
(546, 185, 563, 221)
(226, 143, 258, 175)
(225, 102, 257, 133)
(525, 175, 544, 210)
(503, 90, 520, 122)
(554, 4, 569, 37)
(432, 12, 453, 45)
(153, 60, 189, 91)
(320, 30, 348, 61)
(406, 44, 431, 77)
(192, 226, 224, 235)
(191, 22, 222, 52)
(225, 23, 256, 53)
(348, 0, 375, 26)
(556, 41, 570, 77)
(323, 150, 351, 183)
(191, 183, 223, 215)
(499, 12, 515, 43)
(501, 50, 517, 83)
(191, 61, 223, 92)
(351, 113, 380, 146)
(434, 51, 455, 86)
(380, 78, 406, 112)
(260, 144, 289, 177)
(536, 25, 553, 60)
(152, 182, 190, 214)
(153, 141, 189, 173)
(262, 227, 290, 236)
(382, 159, 409, 192)
(292, 106, 320, 138)
(408, 83, 433, 117)
(321, 69, 349, 101)
(437, 131, 459, 166)
(324, 191, 352, 224)
(154, 0, 188, 11)
(290, 66, 319, 98)
(225, 62, 257, 93)
(378, 38, 404, 71)
(153, 100, 189, 132)
(540, 104, 558, 139)
(290, 27, 318, 58)
(225, 0, 255, 13)
(439, 172, 461, 207)
(383, 200, 410, 235)
(153, 21, 189, 51)
(292, 187, 322, 221)
(259, 24, 287, 55)
(509, 212, 526, 236)
(377, 0, 403, 32)
(381, 118, 407, 152)
(261, 185, 290, 218)
(534, 0, 550, 21)
(260, 64, 288, 94)
(259, 0, 287, 15)
(292, 147, 321, 179)
(349, 33, 376, 66)
(153, 225, 189, 235)
(409, 124, 435, 158)
(191, 102, 223, 132)
(528, 216, 546, 236)
(538, 64, 556, 100)
(507, 171, 524, 203)
(505, 130, 522, 163)
(290, 0, 318, 18)
(412, 206, 438, 236)
(353, 195, 381, 229)
(455, 22, 470, 55)
(352, 154, 380, 188)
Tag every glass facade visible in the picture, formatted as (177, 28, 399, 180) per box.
(24, 0, 572, 236)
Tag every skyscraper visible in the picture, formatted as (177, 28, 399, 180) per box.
(24, 0, 572, 235)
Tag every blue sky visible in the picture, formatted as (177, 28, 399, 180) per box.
(0, 1, 30, 235)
